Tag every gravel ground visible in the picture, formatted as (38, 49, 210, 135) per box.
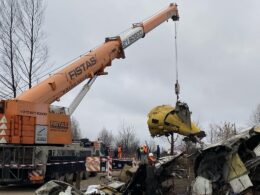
(0, 172, 120, 195)
(0, 186, 37, 195)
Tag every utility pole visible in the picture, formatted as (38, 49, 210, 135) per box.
(170, 132, 174, 155)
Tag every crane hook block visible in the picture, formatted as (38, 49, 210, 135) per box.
(175, 82, 180, 96)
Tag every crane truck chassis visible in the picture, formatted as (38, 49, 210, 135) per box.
(0, 3, 179, 185)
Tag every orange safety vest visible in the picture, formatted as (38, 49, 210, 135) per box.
(143, 145, 148, 154)
(118, 146, 122, 153)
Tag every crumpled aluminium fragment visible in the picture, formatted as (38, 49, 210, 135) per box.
(193, 126, 260, 194)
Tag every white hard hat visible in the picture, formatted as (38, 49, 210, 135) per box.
(148, 153, 154, 157)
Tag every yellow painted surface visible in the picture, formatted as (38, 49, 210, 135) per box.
(147, 105, 201, 137)
(228, 153, 247, 181)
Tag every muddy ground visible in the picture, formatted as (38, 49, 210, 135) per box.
(0, 158, 192, 195)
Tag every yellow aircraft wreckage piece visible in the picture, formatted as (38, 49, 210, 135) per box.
(147, 101, 205, 141)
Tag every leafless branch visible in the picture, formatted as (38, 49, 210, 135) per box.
(115, 121, 140, 156)
(18, 0, 48, 89)
(0, 0, 21, 98)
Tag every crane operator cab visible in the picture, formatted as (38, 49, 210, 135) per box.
(147, 101, 206, 142)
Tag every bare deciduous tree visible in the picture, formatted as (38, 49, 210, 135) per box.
(71, 117, 82, 140)
(18, 0, 48, 89)
(159, 133, 179, 155)
(0, 0, 48, 99)
(208, 121, 237, 143)
(115, 122, 140, 155)
(174, 138, 198, 158)
(98, 128, 114, 147)
(249, 104, 260, 126)
(0, 0, 21, 98)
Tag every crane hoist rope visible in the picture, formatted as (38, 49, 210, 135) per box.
(174, 21, 180, 101)
(147, 17, 206, 141)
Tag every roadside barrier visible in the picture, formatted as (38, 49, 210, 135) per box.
(107, 156, 112, 179)
(86, 157, 101, 172)
(0, 157, 133, 170)
(0, 160, 85, 168)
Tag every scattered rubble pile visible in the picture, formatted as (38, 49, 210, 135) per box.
(193, 126, 260, 195)
(173, 154, 196, 194)
(121, 154, 184, 195)
(35, 180, 84, 195)
(35, 127, 260, 195)
(35, 153, 186, 195)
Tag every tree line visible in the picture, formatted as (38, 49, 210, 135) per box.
(98, 122, 140, 156)
(207, 104, 260, 144)
(95, 104, 260, 155)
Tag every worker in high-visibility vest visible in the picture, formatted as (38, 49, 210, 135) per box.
(117, 145, 122, 159)
(140, 144, 149, 163)
(148, 152, 156, 162)
(143, 144, 149, 154)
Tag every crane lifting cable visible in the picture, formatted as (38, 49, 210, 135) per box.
(147, 16, 206, 142)
(174, 21, 180, 101)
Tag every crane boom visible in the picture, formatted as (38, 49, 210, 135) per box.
(15, 3, 179, 104)
(0, 4, 181, 185)
(0, 3, 178, 146)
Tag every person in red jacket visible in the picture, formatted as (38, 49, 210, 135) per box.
(117, 145, 122, 159)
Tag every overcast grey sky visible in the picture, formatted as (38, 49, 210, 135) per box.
(44, 0, 260, 146)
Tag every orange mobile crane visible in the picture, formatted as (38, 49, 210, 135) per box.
(0, 3, 179, 184)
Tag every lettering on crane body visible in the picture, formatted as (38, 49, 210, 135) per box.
(68, 56, 96, 80)
(122, 29, 143, 48)
(62, 76, 86, 95)
(20, 110, 47, 116)
(50, 121, 69, 130)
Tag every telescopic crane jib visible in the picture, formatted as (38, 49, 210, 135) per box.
(15, 4, 179, 104)
(0, 3, 179, 145)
